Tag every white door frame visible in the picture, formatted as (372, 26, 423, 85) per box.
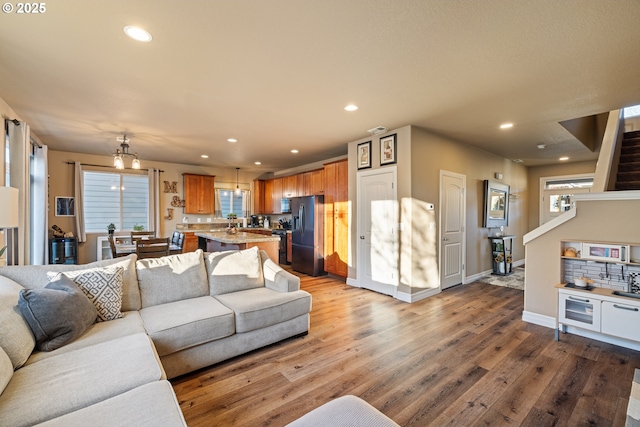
(356, 166, 398, 297)
(438, 170, 466, 290)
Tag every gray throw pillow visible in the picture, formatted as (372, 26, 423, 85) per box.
(18, 274, 97, 351)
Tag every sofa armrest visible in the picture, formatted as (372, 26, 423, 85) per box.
(260, 250, 300, 292)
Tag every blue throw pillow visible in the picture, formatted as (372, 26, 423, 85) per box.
(18, 274, 97, 351)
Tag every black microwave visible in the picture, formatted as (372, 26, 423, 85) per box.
(280, 198, 291, 213)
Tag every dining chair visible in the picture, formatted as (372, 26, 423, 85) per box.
(131, 230, 157, 244)
(135, 237, 170, 259)
(108, 235, 128, 258)
(170, 232, 185, 255)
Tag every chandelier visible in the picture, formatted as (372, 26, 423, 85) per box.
(113, 134, 140, 169)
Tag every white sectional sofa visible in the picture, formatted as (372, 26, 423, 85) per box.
(0, 247, 311, 426)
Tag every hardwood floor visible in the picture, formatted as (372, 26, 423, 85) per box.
(172, 273, 639, 426)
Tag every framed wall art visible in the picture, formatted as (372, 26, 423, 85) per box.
(357, 141, 372, 169)
(380, 134, 397, 165)
(55, 197, 76, 217)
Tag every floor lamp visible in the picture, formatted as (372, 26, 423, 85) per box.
(0, 187, 19, 266)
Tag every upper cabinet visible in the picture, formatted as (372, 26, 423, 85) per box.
(303, 169, 325, 196)
(283, 175, 298, 198)
(183, 173, 215, 214)
(253, 179, 265, 214)
(255, 168, 327, 214)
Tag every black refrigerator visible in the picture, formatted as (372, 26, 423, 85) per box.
(291, 195, 326, 276)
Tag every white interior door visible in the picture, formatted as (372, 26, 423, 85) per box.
(357, 167, 398, 296)
(439, 171, 466, 289)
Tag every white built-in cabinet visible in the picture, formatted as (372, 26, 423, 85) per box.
(557, 287, 640, 343)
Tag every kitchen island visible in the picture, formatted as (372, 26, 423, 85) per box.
(196, 231, 280, 262)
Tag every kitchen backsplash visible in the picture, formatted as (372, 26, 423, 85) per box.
(563, 259, 640, 291)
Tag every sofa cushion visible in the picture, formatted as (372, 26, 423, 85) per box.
(0, 254, 141, 311)
(215, 287, 312, 333)
(0, 333, 165, 427)
(139, 296, 235, 357)
(137, 249, 209, 307)
(33, 381, 187, 427)
(0, 276, 35, 369)
(0, 346, 12, 395)
(18, 274, 97, 352)
(25, 311, 146, 365)
(205, 246, 264, 295)
(48, 266, 124, 322)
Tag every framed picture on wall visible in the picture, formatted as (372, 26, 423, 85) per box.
(380, 134, 397, 165)
(55, 197, 75, 217)
(357, 141, 372, 169)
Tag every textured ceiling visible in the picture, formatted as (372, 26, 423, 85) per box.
(1, 0, 640, 172)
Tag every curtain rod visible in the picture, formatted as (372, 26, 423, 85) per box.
(65, 161, 164, 173)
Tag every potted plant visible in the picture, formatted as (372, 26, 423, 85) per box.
(107, 223, 116, 235)
(133, 224, 145, 232)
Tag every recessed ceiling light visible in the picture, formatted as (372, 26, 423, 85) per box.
(200, 154, 209, 159)
(500, 123, 514, 129)
(254, 161, 261, 165)
(227, 138, 237, 143)
(537, 144, 546, 149)
(344, 104, 358, 112)
(559, 156, 569, 161)
(291, 149, 299, 154)
(123, 26, 152, 42)
(512, 159, 524, 163)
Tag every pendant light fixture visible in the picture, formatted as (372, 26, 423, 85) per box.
(234, 167, 241, 195)
(113, 134, 140, 169)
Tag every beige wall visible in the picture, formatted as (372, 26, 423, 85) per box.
(524, 198, 640, 319)
(346, 125, 528, 295)
(526, 161, 596, 231)
(48, 150, 263, 264)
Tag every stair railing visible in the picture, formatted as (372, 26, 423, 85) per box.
(593, 109, 624, 192)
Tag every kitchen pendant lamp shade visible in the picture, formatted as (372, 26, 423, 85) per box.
(0, 187, 19, 228)
(113, 135, 141, 169)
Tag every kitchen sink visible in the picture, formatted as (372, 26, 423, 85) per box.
(612, 291, 640, 299)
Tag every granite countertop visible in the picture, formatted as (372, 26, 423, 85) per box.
(195, 231, 280, 244)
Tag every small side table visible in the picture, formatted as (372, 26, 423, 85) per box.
(488, 235, 515, 275)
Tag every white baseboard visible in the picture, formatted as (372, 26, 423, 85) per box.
(465, 270, 492, 284)
(346, 277, 359, 288)
(522, 311, 556, 328)
(397, 287, 441, 303)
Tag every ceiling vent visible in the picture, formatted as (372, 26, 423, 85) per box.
(367, 126, 388, 135)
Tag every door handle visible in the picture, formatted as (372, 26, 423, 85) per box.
(360, 236, 365, 239)
(613, 304, 639, 312)
(442, 237, 448, 241)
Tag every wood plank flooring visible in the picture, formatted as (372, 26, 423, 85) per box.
(172, 273, 640, 426)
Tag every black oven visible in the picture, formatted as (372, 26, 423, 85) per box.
(271, 229, 288, 264)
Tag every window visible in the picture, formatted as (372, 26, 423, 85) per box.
(216, 189, 249, 219)
(624, 105, 640, 119)
(83, 171, 149, 232)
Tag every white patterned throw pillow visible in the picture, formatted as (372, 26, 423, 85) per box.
(47, 266, 124, 322)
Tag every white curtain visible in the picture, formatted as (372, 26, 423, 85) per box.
(74, 162, 86, 242)
(214, 190, 222, 218)
(8, 121, 30, 265)
(31, 144, 48, 264)
(242, 191, 250, 218)
(148, 168, 161, 234)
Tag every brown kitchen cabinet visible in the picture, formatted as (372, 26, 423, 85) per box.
(263, 179, 275, 214)
(283, 175, 297, 198)
(271, 178, 283, 213)
(182, 232, 199, 253)
(324, 159, 348, 276)
(253, 179, 265, 214)
(183, 173, 215, 214)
